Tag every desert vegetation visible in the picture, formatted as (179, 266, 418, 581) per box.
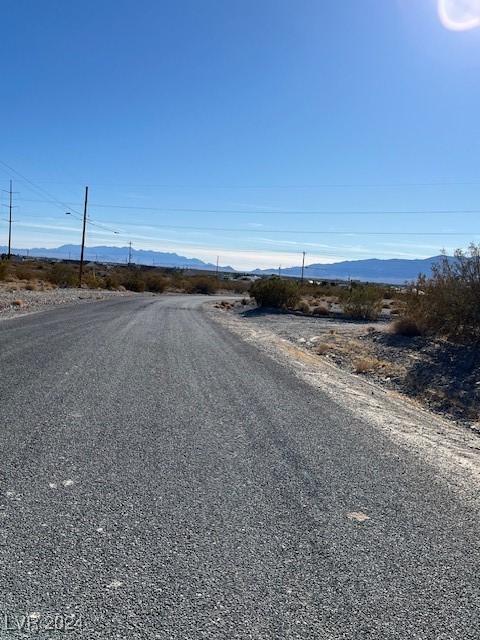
(0, 257, 251, 296)
(392, 244, 480, 342)
(250, 277, 301, 309)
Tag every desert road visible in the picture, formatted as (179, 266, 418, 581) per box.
(0, 295, 478, 639)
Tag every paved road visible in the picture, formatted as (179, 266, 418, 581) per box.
(0, 295, 478, 639)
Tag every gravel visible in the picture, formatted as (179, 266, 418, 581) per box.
(211, 301, 480, 432)
(0, 286, 141, 320)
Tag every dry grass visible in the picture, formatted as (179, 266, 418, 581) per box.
(391, 316, 423, 337)
(354, 357, 378, 373)
(316, 343, 331, 355)
(312, 305, 331, 316)
(298, 301, 311, 313)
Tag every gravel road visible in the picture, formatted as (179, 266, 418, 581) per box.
(0, 295, 478, 639)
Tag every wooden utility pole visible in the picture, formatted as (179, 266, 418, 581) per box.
(128, 241, 133, 266)
(78, 186, 88, 287)
(301, 251, 306, 285)
(7, 180, 13, 259)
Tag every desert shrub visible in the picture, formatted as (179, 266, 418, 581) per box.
(15, 266, 35, 280)
(144, 274, 169, 293)
(401, 245, 480, 341)
(340, 285, 383, 320)
(82, 273, 106, 289)
(250, 278, 300, 309)
(391, 316, 423, 337)
(312, 305, 331, 316)
(105, 274, 120, 290)
(47, 262, 77, 287)
(0, 260, 10, 281)
(354, 357, 376, 373)
(185, 277, 220, 295)
(298, 301, 311, 313)
(123, 274, 147, 292)
(220, 280, 251, 294)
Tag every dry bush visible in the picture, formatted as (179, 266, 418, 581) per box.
(390, 316, 423, 337)
(340, 285, 383, 320)
(354, 357, 377, 373)
(0, 260, 10, 281)
(185, 276, 220, 295)
(366, 326, 376, 333)
(402, 244, 480, 342)
(48, 262, 77, 287)
(11, 299, 24, 307)
(312, 305, 331, 315)
(250, 278, 300, 309)
(316, 343, 331, 355)
(298, 301, 311, 313)
(15, 265, 38, 281)
(241, 297, 250, 305)
(143, 274, 169, 293)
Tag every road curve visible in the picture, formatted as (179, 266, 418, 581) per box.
(0, 295, 478, 639)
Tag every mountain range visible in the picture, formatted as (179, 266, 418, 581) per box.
(2, 244, 449, 284)
(253, 256, 449, 284)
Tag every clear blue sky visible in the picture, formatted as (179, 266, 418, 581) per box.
(1, 0, 480, 269)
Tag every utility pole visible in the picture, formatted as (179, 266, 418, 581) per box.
(301, 251, 306, 285)
(7, 180, 13, 259)
(278, 265, 281, 277)
(78, 186, 88, 288)
(128, 241, 133, 266)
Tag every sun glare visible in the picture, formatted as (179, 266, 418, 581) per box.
(438, 0, 480, 30)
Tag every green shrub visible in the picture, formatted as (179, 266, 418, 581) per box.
(250, 278, 300, 309)
(341, 285, 383, 320)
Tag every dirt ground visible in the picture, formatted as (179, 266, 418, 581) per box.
(212, 299, 480, 433)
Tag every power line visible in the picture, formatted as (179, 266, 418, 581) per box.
(20, 180, 480, 188)
(15, 216, 480, 236)
(16, 198, 480, 216)
(0, 159, 84, 218)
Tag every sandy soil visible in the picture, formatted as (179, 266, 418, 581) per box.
(0, 283, 139, 320)
(207, 300, 480, 502)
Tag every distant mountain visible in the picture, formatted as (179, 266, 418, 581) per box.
(1, 244, 236, 273)
(253, 256, 452, 284)
(1, 244, 453, 283)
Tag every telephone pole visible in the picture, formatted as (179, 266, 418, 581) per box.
(128, 241, 133, 266)
(7, 180, 13, 259)
(301, 251, 306, 285)
(78, 186, 88, 288)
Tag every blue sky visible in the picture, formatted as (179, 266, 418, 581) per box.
(1, 0, 480, 270)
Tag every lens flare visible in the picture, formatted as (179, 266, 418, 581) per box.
(438, 0, 480, 30)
